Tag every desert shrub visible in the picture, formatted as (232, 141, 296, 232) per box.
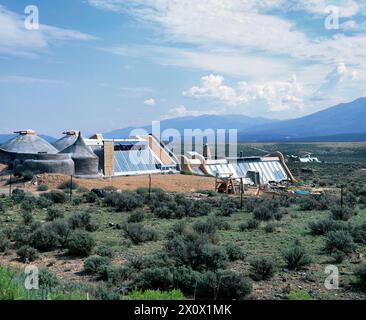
(36, 196, 53, 209)
(58, 180, 79, 190)
(217, 198, 236, 217)
(123, 223, 158, 245)
(13, 225, 32, 248)
(11, 189, 26, 204)
(224, 243, 245, 261)
(22, 170, 34, 181)
(299, 193, 333, 211)
(308, 219, 350, 236)
(283, 245, 312, 270)
(38, 268, 60, 290)
(352, 221, 366, 244)
(195, 271, 252, 300)
(68, 211, 92, 230)
(0, 231, 10, 253)
(21, 211, 34, 225)
(72, 196, 83, 206)
(165, 232, 227, 271)
(66, 230, 95, 257)
(92, 284, 120, 300)
(354, 264, 366, 291)
(240, 219, 260, 231)
(189, 200, 213, 217)
(136, 187, 163, 195)
(171, 267, 199, 296)
(104, 191, 144, 212)
(288, 289, 312, 300)
(332, 250, 347, 264)
(95, 245, 115, 258)
(30, 225, 59, 251)
(41, 191, 67, 204)
(20, 196, 37, 212)
(207, 216, 230, 230)
(16, 245, 38, 263)
(129, 289, 185, 300)
(134, 267, 174, 291)
(99, 265, 131, 284)
(154, 206, 174, 219)
(192, 220, 217, 235)
(341, 191, 357, 209)
(37, 184, 49, 192)
(49, 219, 70, 246)
(84, 256, 111, 275)
(249, 256, 276, 281)
(325, 231, 356, 255)
(253, 203, 276, 221)
(330, 205, 355, 221)
(84, 191, 98, 203)
(274, 211, 284, 221)
(46, 208, 64, 221)
(265, 223, 276, 233)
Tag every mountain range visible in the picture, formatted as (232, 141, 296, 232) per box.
(1, 97, 365, 144)
(104, 97, 366, 142)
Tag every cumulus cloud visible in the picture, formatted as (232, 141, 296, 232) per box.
(314, 62, 357, 98)
(144, 98, 156, 106)
(184, 74, 304, 112)
(0, 6, 94, 57)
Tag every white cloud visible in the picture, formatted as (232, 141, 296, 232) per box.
(314, 62, 357, 98)
(0, 6, 95, 57)
(144, 98, 156, 106)
(0, 75, 68, 85)
(163, 105, 220, 119)
(184, 74, 304, 112)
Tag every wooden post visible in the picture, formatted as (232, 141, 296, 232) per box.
(149, 174, 152, 199)
(240, 178, 243, 211)
(70, 175, 73, 202)
(9, 174, 12, 197)
(341, 185, 344, 208)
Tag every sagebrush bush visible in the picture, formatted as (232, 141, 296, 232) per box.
(49, 219, 70, 246)
(104, 191, 144, 212)
(330, 205, 355, 221)
(354, 263, 366, 291)
(84, 191, 98, 203)
(249, 256, 276, 281)
(66, 230, 95, 256)
(308, 219, 350, 236)
(135, 267, 174, 291)
(129, 289, 185, 300)
(37, 184, 49, 192)
(38, 268, 60, 290)
(265, 223, 276, 233)
(192, 220, 217, 235)
(352, 221, 366, 244)
(0, 231, 10, 253)
(11, 189, 26, 204)
(68, 211, 92, 230)
(22, 170, 34, 181)
(36, 197, 53, 209)
(21, 211, 34, 225)
(30, 225, 59, 251)
(325, 230, 356, 255)
(283, 245, 312, 270)
(58, 180, 79, 190)
(240, 219, 260, 231)
(46, 208, 64, 221)
(253, 203, 277, 221)
(16, 245, 38, 263)
(41, 191, 67, 204)
(195, 271, 252, 300)
(84, 256, 111, 275)
(224, 243, 245, 261)
(217, 198, 236, 217)
(123, 223, 158, 245)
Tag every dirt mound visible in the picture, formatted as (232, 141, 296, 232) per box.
(15, 173, 216, 193)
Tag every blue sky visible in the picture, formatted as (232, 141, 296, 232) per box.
(0, 0, 365, 136)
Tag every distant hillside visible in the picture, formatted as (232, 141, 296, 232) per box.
(104, 114, 277, 139)
(238, 97, 366, 141)
(104, 98, 366, 142)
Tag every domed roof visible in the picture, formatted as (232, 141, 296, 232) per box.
(53, 130, 80, 152)
(60, 132, 98, 159)
(0, 130, 58, 155)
